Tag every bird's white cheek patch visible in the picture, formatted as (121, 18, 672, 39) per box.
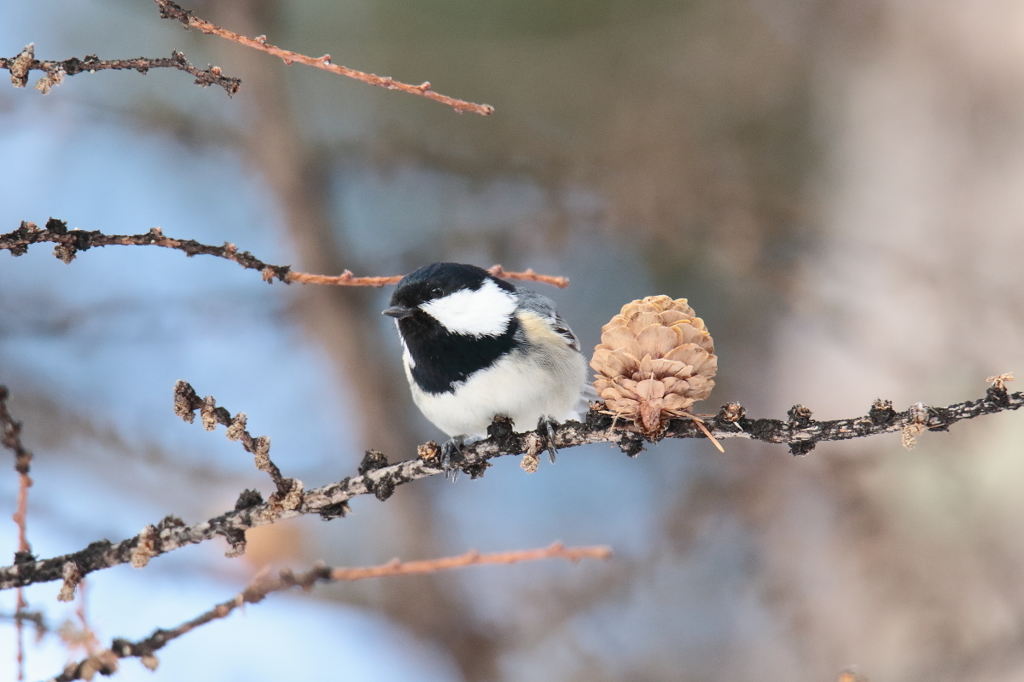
(420, 280, 517, 337)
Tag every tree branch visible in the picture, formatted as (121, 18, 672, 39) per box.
(153, 0, 494, 115)
(0, 44, 240, 96)
(1, 219, 570, 288)
(2, 387, 35, 681)
(1, 379, 1020, 592)
(172, 381, 296, 500)
(47, 543, 609, 681)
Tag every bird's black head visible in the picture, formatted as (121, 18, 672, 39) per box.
(383, 262, 520, 394)
(386, 262, 512, 310)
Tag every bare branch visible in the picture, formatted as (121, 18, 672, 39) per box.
(1, 379, 1020, 592)
(2, 386, 34, 681)
(0, 44, 239, 96)
(153, 0, 494, 115)
(172, 380, 300, 556)
(488, 265, 570, 289)
(1, 219, 570, 288)
(1, 387, 33, 480)
(0, 610, 47, 637)
(48, 543, 608, 681)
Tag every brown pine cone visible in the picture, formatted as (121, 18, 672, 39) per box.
(591, 296, 717, 439)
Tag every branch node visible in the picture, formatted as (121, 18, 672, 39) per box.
(9, 44, 34, 87)
(789, 440, 816, 456)
(69, 649, 120, 680)
(358, 450, 389, 475)
(53, 242, 77, 264)
(417, 441, 440, 466)
(786, 404, 816, 455)
(717, 402, 746, 423)
(221, 528, 247, 558)
(172, 380, 201, 422)
(463, 459, 491, 479)
(141, 654, 160, 672)
(869, 398, 896, 426)
(367, 471, 397, 502)
(987, 372, 1014, 392)
(225, 413, 247, 441)
(902, 402, 929, 450)
(57, 561, 82, 602)
(157, 515, 185, 532)
(272, 480, 305, 511)
(316, 494, 350, 521)
(486, 415, 516, 443)
(200, 395, 230, 431)
(34, 65, 66, 94)
(131, 525, 158, 568)
(234, 488, 264, 510)
(521, 433, 543, 473)
(616, 431, 645, 457)
(987, 372, 1014, 406)
(787, 404, 814, 426)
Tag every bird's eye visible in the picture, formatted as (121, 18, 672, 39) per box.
(430, 287, 443, 298)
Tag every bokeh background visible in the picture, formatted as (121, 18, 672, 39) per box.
(3, 0, 1024, 680)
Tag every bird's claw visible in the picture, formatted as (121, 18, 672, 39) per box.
(539, 416, 560, 464)
(440, 436, 465, 482)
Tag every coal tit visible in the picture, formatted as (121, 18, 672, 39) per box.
(383, 262, 589, 472)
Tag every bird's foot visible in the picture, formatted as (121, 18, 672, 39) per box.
(538, 416, 560, 464)
(440, 435, 465, 482)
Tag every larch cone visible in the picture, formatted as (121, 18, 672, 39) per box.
(591, 296, 717, 439)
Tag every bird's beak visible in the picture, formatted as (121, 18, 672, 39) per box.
(383, 305, 414, 319)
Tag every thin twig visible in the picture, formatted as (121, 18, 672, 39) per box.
(1, 379, 1020, 592)
(327, 542, 611, 579)
(0, 44, 239, 95)
(0, 610, 47, 636)
(1, 219, 569, 288)
(172, 380, 300, 550)
(153, 0, 493, 116)
(0, 608, 48, 677)
(48, 543, 609, 681)
(1, 387, 33, 681)
(287, 271, 403, 286)
(56, 579, 100, 660)
(488, 265, 570, 289)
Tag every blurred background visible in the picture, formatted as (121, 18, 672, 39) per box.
(3, 0, 1024, 680)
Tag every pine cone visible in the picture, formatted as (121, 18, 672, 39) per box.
(591, 296, 717, 439)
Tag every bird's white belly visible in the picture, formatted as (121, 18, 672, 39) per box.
(406, 349, 587, 438)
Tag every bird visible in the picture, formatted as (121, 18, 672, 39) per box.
(383, 262, 589, 476)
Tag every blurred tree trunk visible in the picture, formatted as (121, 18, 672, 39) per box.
(212, 1, 502, 677)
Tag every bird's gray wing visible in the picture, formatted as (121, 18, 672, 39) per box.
(515, 289, 581, 352)
(517, 288, 596, 420)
